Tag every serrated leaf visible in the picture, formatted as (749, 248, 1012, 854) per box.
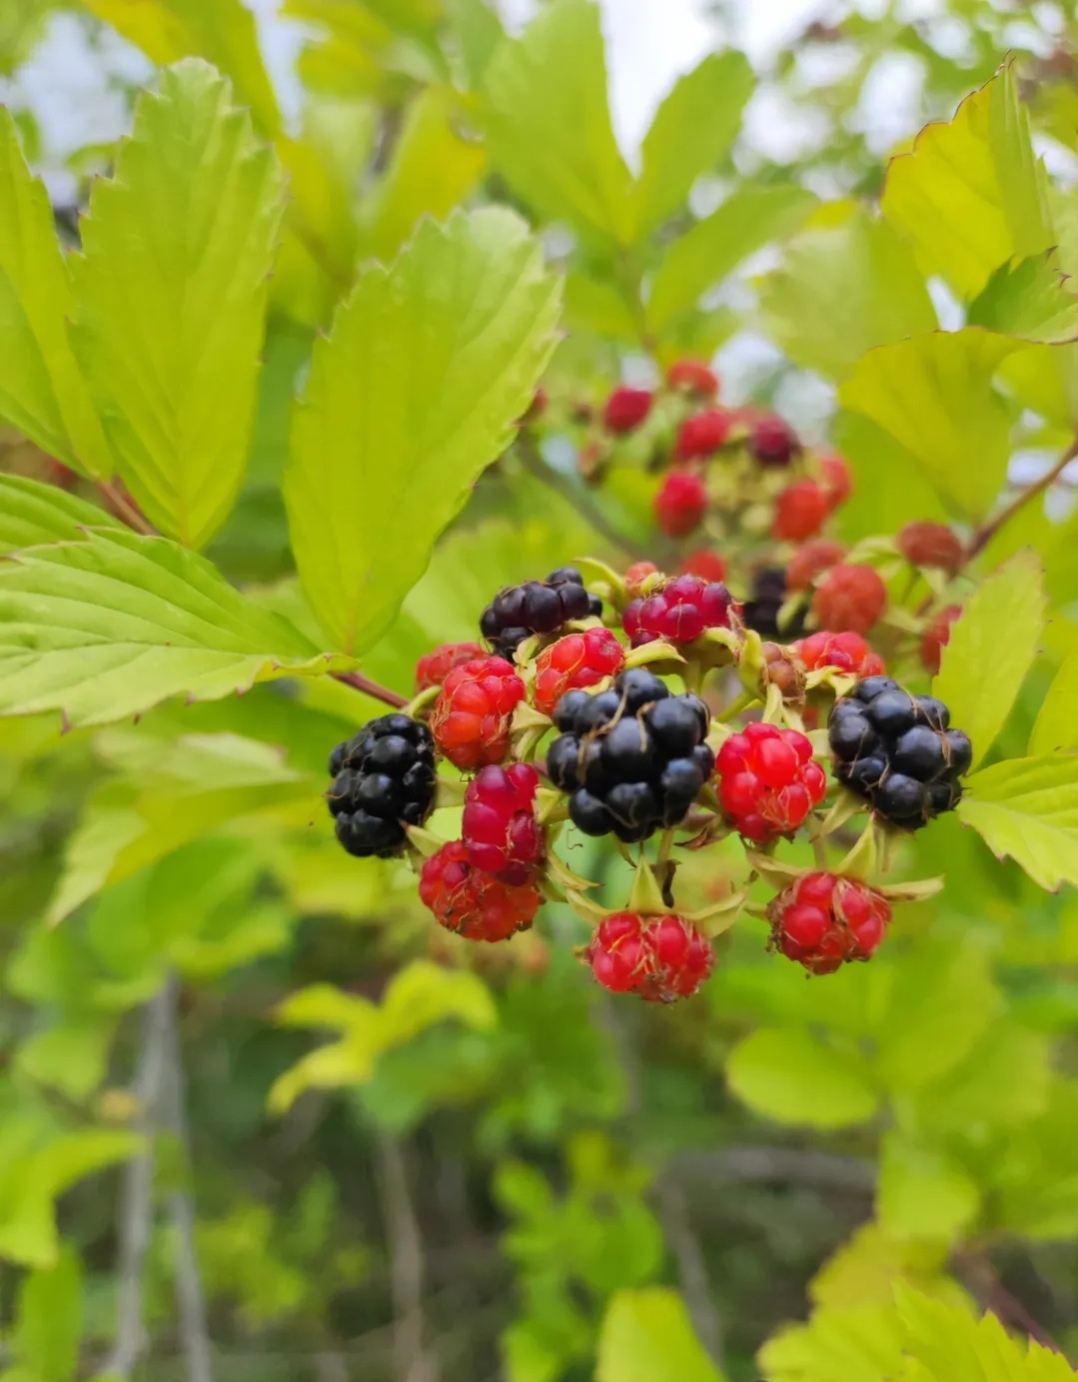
(1030, 651, 1078, 755)
(876, 1134, 979, 1244)
(361, 87, 486, 261)
(758, 1303, 904, 1382)
(959, 753, 1078, 892)
(838, 330, 1021, 519)
(0, 528, 345, 728)
(285, 208, 560, 655)
(761, 208, 937, 378)
(597, 1289, 726, 1382)
(646, 183, 816, 336)
(895, 1285, 1077, 1381)
(71, 60, 285, 549)
(933, 550, 1044, 767)
(726, 1027, 878, 1130)
(0, 475, 122, 556)
(0, 109, 110, 477)
(882, 65, 1054, 300)
(631, 52, 753, 242)
(967, 252, 1078, 343)
(482, 0, 634, 247)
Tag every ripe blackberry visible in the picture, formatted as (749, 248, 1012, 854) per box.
(586, 912, 713, 1002)
(532, 627, 625, 717)
(921, 604, 962, 675)
(742, 567, 806, 640)
(666, 359, 720, 398)
(327, 714, 436, 858)
(675, 408, 734, 460)
(622, 574, 737, 647)
(655, 469, 708, 537)
(547, 669, 714, 843)
(480, 567, 603, 662)
(828, 677, 972, 828)
(795, 630, 885, 678)
(463, 763, 544, 884)
(415, 641, 485, 692)
(812, 563, 887, 635)
(419, 840, 541, 941)
(749, 413, 801, 468)
(773, 480, 829, 541)
(716, 722, 827, 843)
(429, 656, 525, 770)
(769, 872, 891, 975)
(604, 386, 653, 433)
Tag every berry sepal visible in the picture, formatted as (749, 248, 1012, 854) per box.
(623, 640, 686, 668)
(627, 856, 669, 915)
(405, 823, 450, 859)
(873, 875, 945, 903)
(682, 888, 748, 936)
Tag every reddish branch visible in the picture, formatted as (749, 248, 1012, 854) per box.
(964, 433, 1078, 564)
(333, 671, 410, 709)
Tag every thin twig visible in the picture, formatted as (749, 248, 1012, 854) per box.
(964, 434, 1078, 564)
(160, 971, 215, 1382)
(375, 1132, 439, 1382)
(101, 983, 173, 1378)
(99, 479, 156, 536)
(333, 671, 410, 709)
(516, 435, 651, 561)
(953, 1249, 1062, 1353)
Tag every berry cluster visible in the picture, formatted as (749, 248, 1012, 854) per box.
(328, 714, 437, 857)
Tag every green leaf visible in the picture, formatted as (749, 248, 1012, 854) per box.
(959, 753, 1078, 892)
(760, 208, 937, 378)
(837, 330, 1021, 519)
(0, 109, 111, 478)
(17, 1023, 113, 1101)
(759, 1304, 904, 1382)
(895, 1285, 1077, 1381)
(13, 1245, 82, 1382)
(832, 411, 949, 539)
(631, 52, 753, 242)
(881, 65, 1054, 300)
(482, 0, 634, 247)
(1030, 652, 1078, 755)
(646, 183, 816, 336)
(933, 549, 1045, 767)
(598, 1289, 725, 1382)
(967, 253, 1078, 343)
(446, 0, 505, 89)
(71, 60, 284, 549)
(876, 1134, 979, 1244)
(726, 1027, 878, 1130)
(285, 208, 560, 655)
(361, 87, 486, 261)
(564, 270, 640, 343)
(0, 528, 343, 728)
(0, 475, 122, 556)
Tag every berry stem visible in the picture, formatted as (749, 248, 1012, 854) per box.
(515, 434, 652, 561)
(334, 671, 410, 709)
(99, 480, 156, 536)
(964, 432, 1078, 564)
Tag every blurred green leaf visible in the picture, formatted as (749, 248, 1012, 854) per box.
(959, 753, 1078, 892)
(447, 0, 505, 88)
(1030, 651, 1078, 755)
(11, 1244, 82, 1382)
(967, 253, 1078, 343)
(726, 1027, 878, 1129)
(876, 1134, 980, 1244)
(895, 1284, 1076, 1380)
(16, 1022, 113, 1102)
(598, 1288, 726, 1382)
(759, 1303, 904, 1382)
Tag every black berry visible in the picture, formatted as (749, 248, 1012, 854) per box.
(481, 568, 603, 661)
(741, 567, 807, 640)
(327, 713, 436, 858)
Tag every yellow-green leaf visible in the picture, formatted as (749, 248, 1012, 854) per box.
(1030, 651, 1078, 756)
(959, 753, 1078, 892)
(598, 1289, 726, 1382)
(726, 1027, 878, 1130)
(876, 1134, 980, 1244)
(967, 252, 1078, 343)
(0, 474, 122, 556)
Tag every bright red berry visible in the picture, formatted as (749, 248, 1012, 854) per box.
(795, 630, 886, 679)
(818, 452, 853, 509)
(623, 574, 737, 647)
(429, 656, 525, 770)
(419, 840, 541, 942)
(462, 763, 544, 884)
(812, 564, 888, 636)
(585, 911, 713, 1002)
(675, 408, 734, 460)
(921, 603, 962, 675)
(604, 386, 653, 434)
(897, 521, 964, 572)
(415, 641, 485, 692)
(680, 549, 726, 583)
(773, 480, 830, 541)
(532, 627, 625, 717)
(666, 359, 720, 398)
(625, 560, 661, 597)
(655, 469, 708, 537)
(768, 872, 892, 975)
(716, 722, 827, 842)
(750, 413, 801, 468)
(787, 539, 845, 592)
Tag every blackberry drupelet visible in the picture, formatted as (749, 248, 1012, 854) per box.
(480, 567, 603, 662)
(547, 669, 715, 843)
(327, 713, 436, 858)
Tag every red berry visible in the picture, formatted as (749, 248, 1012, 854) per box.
(750, 413, 801, 468)
(787, 539, 846, 592)
(429, 656, 525, 770)
(415, 641, 485, 692)
(716, 722, 827, 842)
(419, 840, 541, 942)
(585, 911, 713, 1002)
(463, 763, 544, 884)
(680, 549, 726, 583)
(623, 574, 737, 647)
(532, 627, 625, 717)
(818, 452, 853, 509)
(812, 564, 887, 636)
(666, 359, 720, 398)
(625, 560, 661, 597)
(772, 480, 830, 541)
(675, 408, 734, 460)
(921, 603, 962, 675)
(897, 521, 964, 572)
(795, 630, 886, 679)
(655, 469, 708, 537)
(768, 872, 892, 974)
(604, 386, 653, 434)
